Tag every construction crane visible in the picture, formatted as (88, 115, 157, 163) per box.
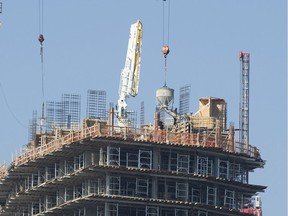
(156, 0, 180, 126)
(116, 20, 143, 127)
(239, 51, 250, 153)
(38, 0, 45, 134)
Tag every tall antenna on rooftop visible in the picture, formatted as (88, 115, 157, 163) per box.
(239, 52, 250, 152)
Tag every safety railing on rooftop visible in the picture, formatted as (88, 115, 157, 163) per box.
(4, 123, 260, 178)
(0, 164, 7, 179)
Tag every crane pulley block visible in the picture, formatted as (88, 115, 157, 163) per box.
(38, 34, 44, 44)
(162, 45, 170, 58)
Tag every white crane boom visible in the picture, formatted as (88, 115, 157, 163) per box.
(117, 20, 143, 127)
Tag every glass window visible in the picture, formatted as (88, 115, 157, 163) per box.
(219, 160, 229, 179)
(177, 154, 189, 173)
(176, 183, 188, 201)
(197, 156, 208, 175)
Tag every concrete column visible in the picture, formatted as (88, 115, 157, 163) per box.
(105, 202, 110, 216)
(37, 170, 41, 185)
(93, 149, 100, 166)
(54, 163, 58, 178)
(86, 207, 100, 216)
(154, 112, 160, 130)
(228, 124, 235, 152)
(152, 147, 159, 170)
(214, 157, 219, 177)
(246, 170, 249, 184)
(104, 203, 118, 216)
(45, 166, 49, 181)
(105, 172, 110, 195)
(215, 185, 219, 206)
(99, 147, 104, 165)
(58, 188, 65, 205)
(151, 176, 158, 198)
(85, 151, 92, 167)
(107, 108, 114, 136)
(215, 120, 221, 148)
(164, 178, 168, 199)
(59, 160, 65, 177)
(185, 180, 189, 202)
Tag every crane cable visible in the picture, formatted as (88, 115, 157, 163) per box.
(162, 0, 171, 86)
(0, 82, 28, 129)
(38, 0, 45, 133)
(162, 0, 171, 46)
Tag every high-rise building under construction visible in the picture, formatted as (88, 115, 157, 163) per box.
(0, 96, 265, 216)
(0, 20, 265, 216)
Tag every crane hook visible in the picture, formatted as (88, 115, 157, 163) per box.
(162, 45, 170, 58)
(38, 34, 44, 46)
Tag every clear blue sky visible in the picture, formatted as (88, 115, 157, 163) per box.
(0, 1, 286, 215)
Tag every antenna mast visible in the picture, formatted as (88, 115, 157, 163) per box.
(239, 52, 250, 152)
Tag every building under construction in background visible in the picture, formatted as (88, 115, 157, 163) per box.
(0, 19, 265, 216)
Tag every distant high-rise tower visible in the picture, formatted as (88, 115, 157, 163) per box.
(179, 85, 191, 115)
(86, 90, 107, 120)
(140, 101, 145, 125)
(109, 102, 114, 109)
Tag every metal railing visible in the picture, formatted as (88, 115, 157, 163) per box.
(1, 123, 260, 179)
